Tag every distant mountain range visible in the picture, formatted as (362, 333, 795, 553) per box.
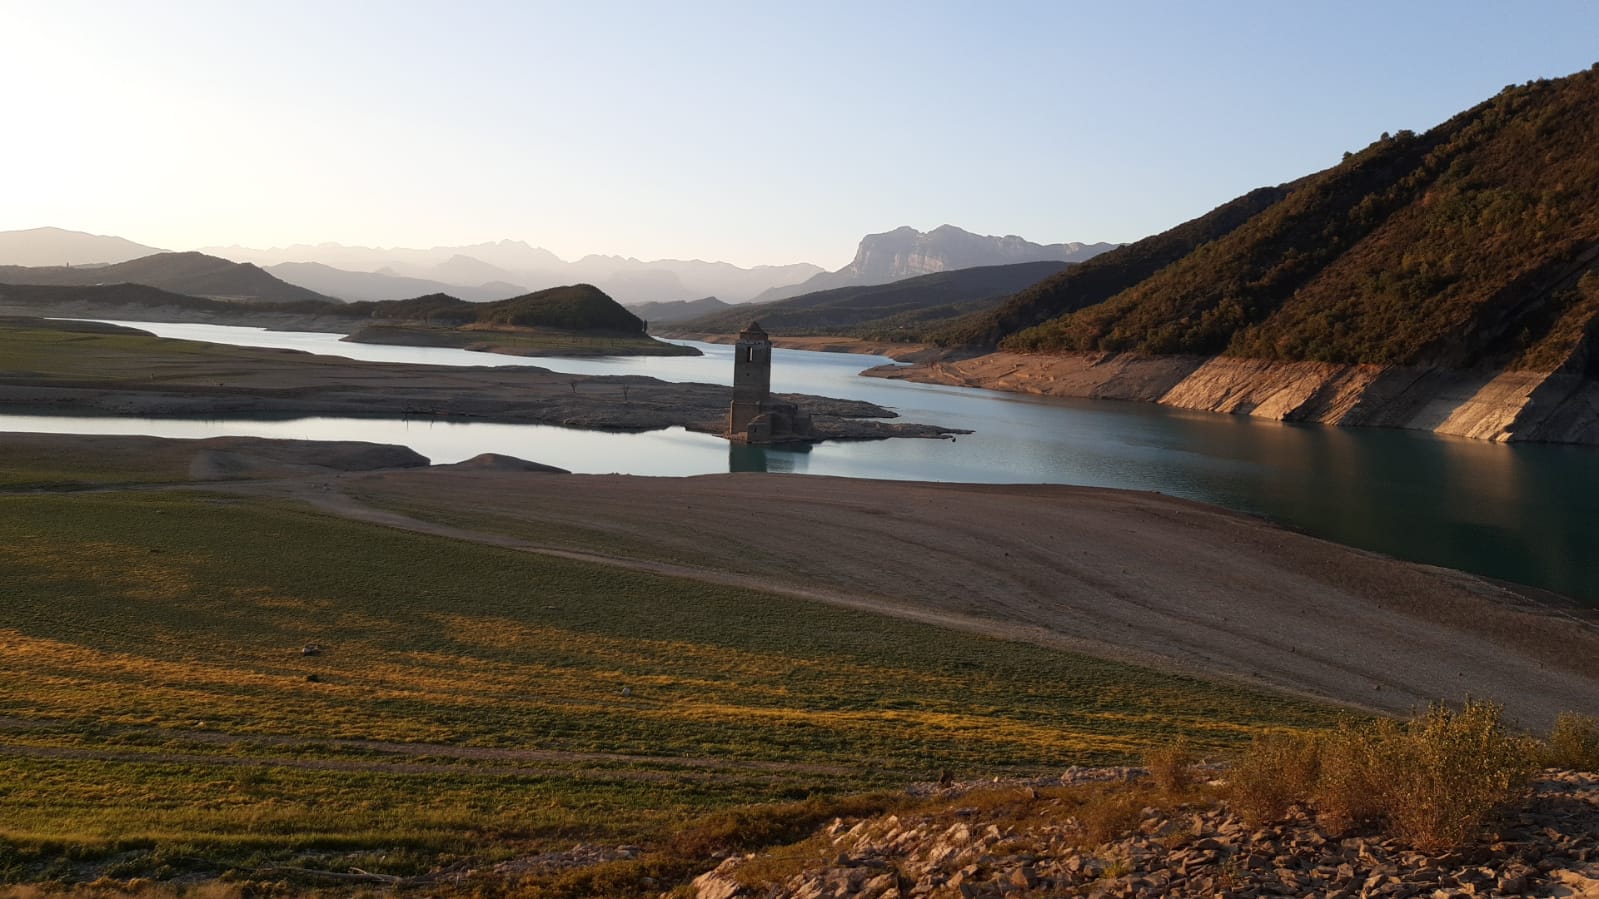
(0, 225, 1113, 306)
(0, 252, 334, 305)
(752, 226, 1117, 303)
(677, 260, 1073, 338)
(626, 296, 733, 326)
(262, 261, 525, 303)
(0, 227, 165, 267)
(199, 239, 825, 304)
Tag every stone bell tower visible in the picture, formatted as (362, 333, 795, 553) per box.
(727, 321, 772, 437)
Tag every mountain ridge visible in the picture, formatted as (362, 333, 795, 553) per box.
(0, 227, 166, 267)
(753, 225, 1116, 303)
(888, 64, 1599, 445)
(0, 252, 336, 305)
(677, 260, 1073, 339)
(198, 240, 825, 304)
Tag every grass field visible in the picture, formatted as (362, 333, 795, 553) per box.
(0, 450, 1345, 891)
(0, 322, 255, 380)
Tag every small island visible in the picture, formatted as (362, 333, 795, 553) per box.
(338, 284, 701, 357)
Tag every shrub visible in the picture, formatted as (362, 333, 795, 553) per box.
(1226, 731, 1321, 825)
(1144, 737, 1198, 797)
(1073, 787, 1151, 846)
(1379, 701, 1538, 851)
(1227, 701, 1539, 850)
(1543, 712, 1599, 771)
(1312, 718, 1396, 833)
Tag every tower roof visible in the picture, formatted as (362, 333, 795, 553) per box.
(739, 320, 768, 338)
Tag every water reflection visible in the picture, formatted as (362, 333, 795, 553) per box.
(728, 443, 812, 474)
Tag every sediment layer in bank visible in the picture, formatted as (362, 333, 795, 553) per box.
(866, 351, 1599, 445)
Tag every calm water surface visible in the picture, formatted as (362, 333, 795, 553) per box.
(7, 319, 1595, 603)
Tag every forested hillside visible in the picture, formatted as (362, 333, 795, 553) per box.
(960, 66, 1599, 377)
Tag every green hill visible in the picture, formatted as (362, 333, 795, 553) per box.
(971, 65, 1599, 377)
(682, 260, 1071, 339)
(932, 188, 1292, 349)
(348, 283, 646, 333)
(0, 251, 338, 304)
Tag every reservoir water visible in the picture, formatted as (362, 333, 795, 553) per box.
(6, 319, 1597, 604)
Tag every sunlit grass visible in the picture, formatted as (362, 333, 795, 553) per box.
(0, 487, 1342, 882)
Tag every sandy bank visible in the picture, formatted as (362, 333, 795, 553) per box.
(866, 350, 1599, 445)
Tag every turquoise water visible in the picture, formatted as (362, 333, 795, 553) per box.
(7, 319, 1597, 603)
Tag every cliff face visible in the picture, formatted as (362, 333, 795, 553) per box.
(869, 351, 1599, 445)
(846, 225, 1110, 281)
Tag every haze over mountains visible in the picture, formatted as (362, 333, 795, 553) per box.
(679, 261, 1074, 338)
(0, 227, 165, 267)
(1, 225, 1112, 307)
(0, 251, 334, 305)
(201, 238, 826, 304)
(753, 226, 1117, 303)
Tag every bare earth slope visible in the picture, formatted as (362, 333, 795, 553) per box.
(334, 467, 1599, 731)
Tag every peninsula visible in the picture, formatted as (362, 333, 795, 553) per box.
(0, 317, 961, 439)
(0, 278, 700, 359)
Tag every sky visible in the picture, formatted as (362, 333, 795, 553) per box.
(3, 1, 1597, 269)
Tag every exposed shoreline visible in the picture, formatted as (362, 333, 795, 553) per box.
(671, 327, 1599, 447)
(865, 349, 1599, 446)
(0, 317, 965, 441)
(6, 430, 1595, 730)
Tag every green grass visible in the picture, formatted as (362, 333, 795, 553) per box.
(0, 437, 199, 489)
(0, 322, 267, 381)
(0, 485, 1342, 885)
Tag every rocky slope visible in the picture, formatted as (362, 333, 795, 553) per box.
(754, 226, 1115, 303)
(869, 351, 1599, 444)
(907, 65, 1599, 446)
(691, 769, 1599, 898)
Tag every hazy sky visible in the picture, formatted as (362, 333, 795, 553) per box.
(4, 1, 1596, 268)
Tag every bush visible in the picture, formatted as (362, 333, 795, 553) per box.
(1073, 787, 1151, 846)
(1144, 737, 1198, 797)
(1312, 718, 1397, 833)
(1543, 712, 1599, 771)
(1227, 701, 1539, 851)
(1379, 701, 1538, 850)
(1226, 731, 1321, 825)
